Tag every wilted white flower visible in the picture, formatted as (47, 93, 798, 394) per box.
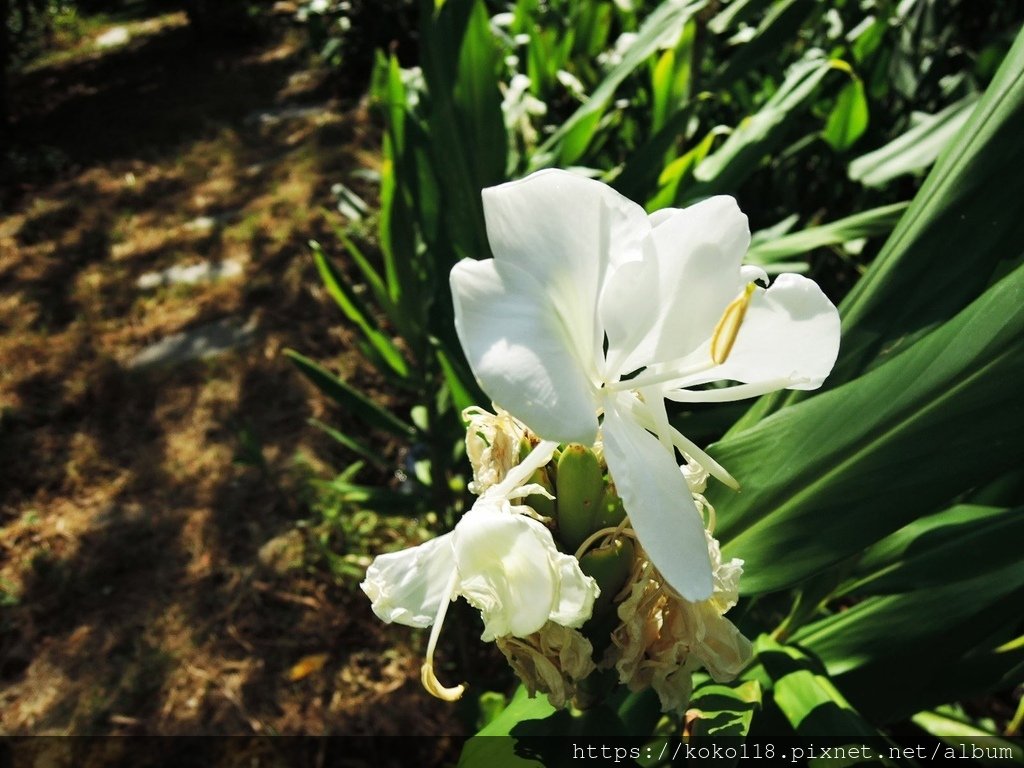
(449, 169, 840, 603)
(496, 622, 596, 708)
(361, 441, 599, 700)
(463, 406, 530, 495)
(607, 531, 751, 713)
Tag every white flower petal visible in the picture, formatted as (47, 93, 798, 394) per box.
(453, 505, 592, 641)
(601, 397, 713, 602)
(618, 196, 750, 373)
(549, 550, 600, 629)
(451, 258, 599, 444)
(684, 273, 841, 391)
(481, 169, 650, 370)
(361, 533, 456, 628)
(599, 253, 661, 379)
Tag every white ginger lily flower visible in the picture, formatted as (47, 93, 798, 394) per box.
(449, 169, 840, 603)
(360, 441, 599, 700)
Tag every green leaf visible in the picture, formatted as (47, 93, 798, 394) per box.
(689, 680, 762, 742)
(823, 78, 869, 152)
(473, 685, 557, 737)
(459, 686, 560, 768)
(785, 503, 1024, 721)
(311, 242, 410, 379)
(712, 0, 817, 89)
(792, 561, 1024, 723)
(707, 0, 773, 36)
(755, 638, 899, 759)
(450, 0, 508, 188)
(308, 418, 389, 471)
(531, 0, 707, 170)
(711, 261, 1024, 594)
(733, 26, 1024, 433)
(318, 478, 424, 513)
(647, 126, 728, 210)
(435, 343, 482, 416)
(746, 202, 908, 264)
(911, 710, 1024, 764)
(690, 52, 842, 196)
(612, 106, 694, 202)
(285, 349, 416, 439)
(839, 504, 1024, 597)
(848, 94, 979, 186)
(322, 213, 390, 314)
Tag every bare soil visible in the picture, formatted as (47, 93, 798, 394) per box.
(0, 10, 465, 763)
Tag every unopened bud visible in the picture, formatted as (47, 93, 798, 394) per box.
(578, 537, 635, 617)
(593, 486, 626, 531)
(555, 443, 606, 550)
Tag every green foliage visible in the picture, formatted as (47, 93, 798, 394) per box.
(292, 0, 1024, 756)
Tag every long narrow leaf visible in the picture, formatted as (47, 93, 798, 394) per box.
(311, 242, 411, 379)
(849, 94, 979, 187)
(286, 349, 416, 439)
(746, 202, 909, 263)
(736, 27, 1024, 430)
(530, 0, 707, 170)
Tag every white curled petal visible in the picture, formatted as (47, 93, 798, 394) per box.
(451, 258, 599, 445)
(360, 533, 456, 628)
(620, 196, 750, 371)
(701, 273, 841, 390)
(601, 397, 713, 602)
(481, 169, 650, 367)
(548, 551, 599, 629)
(453, 506, 558, 641)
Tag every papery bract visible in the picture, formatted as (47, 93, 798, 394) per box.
(450, 169, 840, 601)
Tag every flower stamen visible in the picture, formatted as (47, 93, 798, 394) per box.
(710, 283, 757, 365)
(420, 570, 465, 701)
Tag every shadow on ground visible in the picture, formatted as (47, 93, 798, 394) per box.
(0, 10, 467, 760)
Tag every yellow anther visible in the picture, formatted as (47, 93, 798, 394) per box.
(710, 283, 757, 365)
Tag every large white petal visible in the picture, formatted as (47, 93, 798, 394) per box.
(618, 197, 750, 374)
(451, 257, 599, 444)
(361, 533, 456, 628)
(675, 273, 840, 392)
(601, 395, 713, 602)
(599, 250, 661, 380)
(482, 169, 650, 370)
(453, 506, 559, 641)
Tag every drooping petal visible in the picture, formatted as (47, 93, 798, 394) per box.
(601, 395, 713, 602)
(453, 502, 597, 642)
(616, 196, 751, 374)
(481, 169, 650, 373)
(361, 534, 456, 628)
(671, 273, 841, 393)
(451, 258, 599, 445)
(549, 550, 601, 629)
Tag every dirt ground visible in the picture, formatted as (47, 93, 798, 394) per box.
(0, 9, 467, 763)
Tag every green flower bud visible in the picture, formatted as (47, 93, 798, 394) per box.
(524, 465, 556, 519)
(593, 486, 626, 531)
(578, 537, 635, 618)
(555, 443, 606, 550)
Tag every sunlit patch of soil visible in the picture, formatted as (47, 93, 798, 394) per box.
(0, 10, 465, 758)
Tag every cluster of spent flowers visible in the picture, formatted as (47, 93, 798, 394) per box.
(364, 408, 752, 712)
(361, 169, 840, 712)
